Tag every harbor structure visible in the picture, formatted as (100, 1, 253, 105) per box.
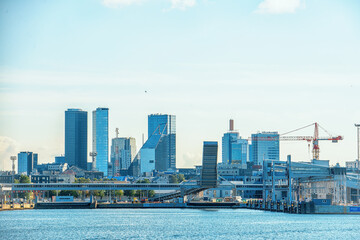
(65, 108, 88, 170)
(92, 107, 109, 176)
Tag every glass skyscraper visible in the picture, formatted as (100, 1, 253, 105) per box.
(140, 114, 176, 174)
(65, 108, 88, 170)
(18, 151, 36, 175)
(251, 131, 279, 165)
(222, 132, 249, 165)
(221, 120, 248, 166)
(93, 107, 109, 176)
(111, 137, 136, 176)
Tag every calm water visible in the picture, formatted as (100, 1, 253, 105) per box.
(1, 208, 360, 239)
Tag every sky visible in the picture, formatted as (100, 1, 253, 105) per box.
(1, 0, 360, 171)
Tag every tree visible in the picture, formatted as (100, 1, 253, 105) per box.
(169, 174, 185, 184)
(74, 177, 91, 183)
(19, 175, 30, 183)
(135, 179, 155, 199)
(115, 190, 124, 197)
(15, 175, 31, 199)
(169, 175, 178, 183)
(59, 190, 80, 198)
(124, 190, 136, 197)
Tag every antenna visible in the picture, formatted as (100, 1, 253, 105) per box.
(142, 133, 144, 145)
(115, 128, 119, 138)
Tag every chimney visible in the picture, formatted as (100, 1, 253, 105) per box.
(229, 119, 234, 131)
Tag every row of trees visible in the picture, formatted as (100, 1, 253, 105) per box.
(169, 174, 185, 183)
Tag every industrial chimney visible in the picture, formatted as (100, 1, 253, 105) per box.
(229, 119, 234, 131)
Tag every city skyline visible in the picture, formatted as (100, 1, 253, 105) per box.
(1, 0, 360, 170)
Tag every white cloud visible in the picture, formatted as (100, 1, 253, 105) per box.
(102, 0, 145, 8)
(171, 0, 196, 10)
(256, 0, 304, 14)
(0, 136, 19, 171)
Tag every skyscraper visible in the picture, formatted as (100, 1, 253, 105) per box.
(222, 120, 248, 165)
(92, 107, 109, 176)
(251, 131, 279, 165)
(65, 108, 88, 170)
(201, 141, 218, 188)
(140, 114, 176, 174)
(18, 152, 36, 175)
(111, 137, 136, 176)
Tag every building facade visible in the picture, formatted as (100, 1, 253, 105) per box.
(55, 156, 66, 164)
(222, 132, 248, 166)
(65, 108, 88, 170)
(140, 114, 176, 174)
(201, 141, 218, 188)
(111, 137, 136, 176)
(18, 152, 36, 175)
(92, 107, 109, 176)
(251, 132, 279, 165)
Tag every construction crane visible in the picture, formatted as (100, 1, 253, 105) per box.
(251, 122, 343, 160)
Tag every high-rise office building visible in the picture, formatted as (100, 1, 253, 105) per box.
(140, 114, 176, 174)
(92, 107, 109, 176)
(33, 153, 38, 168)
(18, 152, 36, 175)
(251, 131, 279, 165)
(65, 108, 88, 170)
(222, 120, 248, 166)
(111, 137, 136, 176)
(201, 141, 218, 188)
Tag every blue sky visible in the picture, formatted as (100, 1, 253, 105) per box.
(1, 0, 360, 170)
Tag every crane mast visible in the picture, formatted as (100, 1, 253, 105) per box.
(249, 122, 343, 160)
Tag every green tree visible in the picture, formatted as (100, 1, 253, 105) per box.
(169, 175, 178, 183)
(124, 190, 136, 197)
(15, 175, 31, 199)
(169, 174, 185, 184)
(59, 190, 80, 198)
(135, 179, 155, 199)
(19, 175, 30, 183)
(177, 174, 185, 183)
(93, 190, 105, 199)
(115, 190, 124, 197)
(74, 177, 91, 183)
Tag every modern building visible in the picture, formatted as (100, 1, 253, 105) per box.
(140, 114, 176, 174)
(92, 107, 109, 176)
(55, 155, 65, 164)
(33, 153, 38, 168)
(222, 120, 248, 166)
(111, 137, 136, 176)
(251, 131, 279, 165)
(34, 163, 68, 174)
(65, 108, 88, 170)
(18, 152, 37, 175)
(201, 141, 218, 188)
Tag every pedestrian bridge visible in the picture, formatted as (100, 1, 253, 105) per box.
(2, 182, 291, 192)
